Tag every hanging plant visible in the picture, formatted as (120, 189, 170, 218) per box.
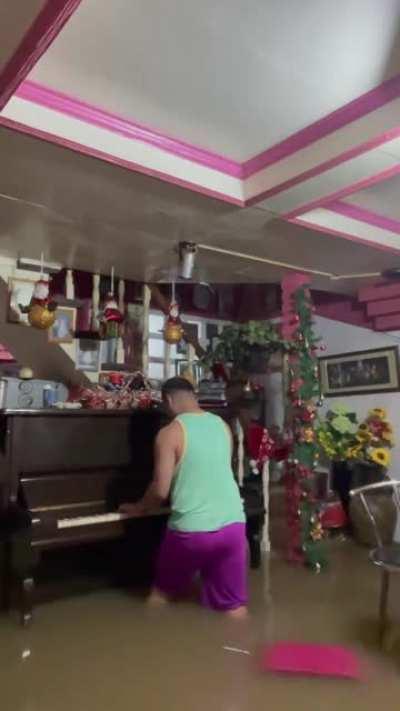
(201, 320, 294, 375)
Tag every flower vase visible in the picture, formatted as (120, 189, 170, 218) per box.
(331, 460, 353, 516)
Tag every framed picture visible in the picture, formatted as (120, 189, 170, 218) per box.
(76, 338, 101, 372)
(48, 307, 76, 344)
(319, 346, 400, 397)
(8, 277, 36, 324)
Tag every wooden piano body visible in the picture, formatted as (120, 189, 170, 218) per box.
(0, 408, 264, 624)
(0, 408, 167, 623)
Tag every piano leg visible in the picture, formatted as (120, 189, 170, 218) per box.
(9, 529, 37, 625)
(20, 576, 34, 626)
(0, 540, 11, 611)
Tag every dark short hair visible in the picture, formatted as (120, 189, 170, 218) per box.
(162, 377, 195, 397)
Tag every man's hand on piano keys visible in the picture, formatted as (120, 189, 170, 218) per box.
(119, 502, 145, 517)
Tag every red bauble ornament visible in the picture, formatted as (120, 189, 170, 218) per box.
(320, 344, 327, 352)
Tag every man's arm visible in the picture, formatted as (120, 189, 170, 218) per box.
(119, 423, 179, 516)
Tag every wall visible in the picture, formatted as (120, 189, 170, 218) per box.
(315, 316, 400, 477)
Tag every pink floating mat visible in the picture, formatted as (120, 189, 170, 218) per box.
(261, 642, 362, 680)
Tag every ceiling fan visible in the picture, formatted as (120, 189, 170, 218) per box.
(146, 241, 214, 292)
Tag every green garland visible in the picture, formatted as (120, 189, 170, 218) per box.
(286, 286, 327, 571)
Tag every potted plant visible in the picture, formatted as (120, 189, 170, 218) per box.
(347, 408, 394, 485)
(316, 404, 359, 514)
(348, 408, 395, 545)
(202, 320, 291, 379)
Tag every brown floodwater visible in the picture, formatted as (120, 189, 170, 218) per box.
(1, 541, 400, 711)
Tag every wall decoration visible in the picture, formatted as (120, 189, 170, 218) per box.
(48, 307, 76, 344)
(76, 338, 101, 372)
(164, 301, 184, 344)
(12, 277, 57, 330)
(8, 277, 36, 324)
(319, 346, 400, 397)
(99, 290, 124, 364)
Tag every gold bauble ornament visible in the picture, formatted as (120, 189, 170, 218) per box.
(303, 427, 315, 443)
(310, 522, 323, 542)
(28, 304, 56, 330)
(164, 320, 184, 344)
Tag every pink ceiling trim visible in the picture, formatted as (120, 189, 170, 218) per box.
(13, 72, 400, 187)
(242, 73, 400, 177)
(326, 200, 400, 236)
(290, 217, 400, 255)
(0, 116, 244, 207)
(0, 0, 83, 111)
(245, 126, 400, 207)
(16, 81, 243, 178)
(284, 164, 400, 219)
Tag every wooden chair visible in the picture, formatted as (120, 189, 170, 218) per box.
(350, 480, 400, 645)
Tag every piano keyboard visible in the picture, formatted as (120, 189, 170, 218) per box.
(57, 512, 130, 529)
(57, 507, 170, 529)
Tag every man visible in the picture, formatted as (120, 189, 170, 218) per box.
(120, 377, 247, 617)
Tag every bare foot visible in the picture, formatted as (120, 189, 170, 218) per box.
(225, 606, 248, 620)
(147, 588, 169, 607)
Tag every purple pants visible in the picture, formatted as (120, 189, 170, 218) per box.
(154, 522, 248, 611)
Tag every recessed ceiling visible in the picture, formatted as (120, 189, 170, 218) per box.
(27, 0, 400, 159)
(345, 174, 400, 221)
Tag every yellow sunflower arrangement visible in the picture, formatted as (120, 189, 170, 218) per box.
(370, 448, 391, 468)
(317, 405, 395, 471)
(355, 408, 395, 470)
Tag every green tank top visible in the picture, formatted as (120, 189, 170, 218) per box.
(168, 412, 245, 532)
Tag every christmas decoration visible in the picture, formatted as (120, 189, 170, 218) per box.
(19, 278, 57, 330)
(282, 278, 326, 571)
(245, 423, 275, 474)
(164, 301, 184, 344)
(72, 372, 159, 410)
(99, 292, 124, 363)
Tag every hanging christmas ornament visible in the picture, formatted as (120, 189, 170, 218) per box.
(99, 293, 124, 360)
(164, 300, 184, 344)
(20, 277, 57, 330)
(99, 269, 124, 364)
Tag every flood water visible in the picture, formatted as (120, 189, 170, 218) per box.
(1, 542, 400, 711)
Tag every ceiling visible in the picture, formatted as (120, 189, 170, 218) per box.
(25, 0, 400, 160)
(0, 0, 399, 296)
(345, 174, 400, 221)
(0, 124, 396, 292)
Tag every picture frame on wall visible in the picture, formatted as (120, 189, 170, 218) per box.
(76, 338, 101, 372)
(7, 277, 36, 325)
(319, 346, 400, 397)
(48, 307, 76, 344)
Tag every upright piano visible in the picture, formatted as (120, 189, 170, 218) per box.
(0, 407, 264, 625)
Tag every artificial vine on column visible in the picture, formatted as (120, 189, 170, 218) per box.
(282, 277, 327, 571)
